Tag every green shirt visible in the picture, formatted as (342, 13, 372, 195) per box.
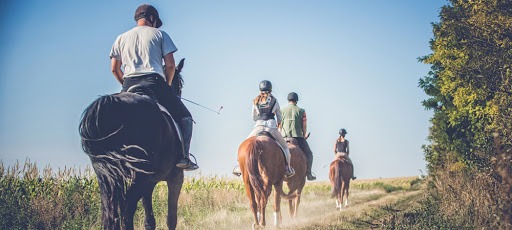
(280, 104, 305, 138)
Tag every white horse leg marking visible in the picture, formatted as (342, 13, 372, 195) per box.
(345, 198, 349, 208)
(335, 199, 340, 208)
(274, 211, 279, 226)
(257, 212, 261, 222)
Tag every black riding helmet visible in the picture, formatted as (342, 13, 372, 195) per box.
(287, 92, 299, 102)
(134, 4, 163, 28)
(339, 128, 347, 135)
(259, 80, 272, 92)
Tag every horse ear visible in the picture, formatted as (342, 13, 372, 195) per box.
(177, 58, 185, 72)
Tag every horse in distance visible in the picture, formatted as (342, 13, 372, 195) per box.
(329, 155, 352, 211)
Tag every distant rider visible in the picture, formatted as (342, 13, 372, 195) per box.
(334, 128, 356, 180)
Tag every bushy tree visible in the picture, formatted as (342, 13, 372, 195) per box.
(420, 0, 512, 171)
(419, 0, 512, 227)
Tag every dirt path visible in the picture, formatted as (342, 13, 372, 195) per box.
(177, 186, 424, 230)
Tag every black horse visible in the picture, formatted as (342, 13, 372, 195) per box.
(79, 59, 187, 229)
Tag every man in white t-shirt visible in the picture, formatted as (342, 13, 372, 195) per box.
(109, 4, 198, 171)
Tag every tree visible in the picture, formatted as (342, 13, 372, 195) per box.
(420, 0, 512, 170)
(419, 0, 512, 227)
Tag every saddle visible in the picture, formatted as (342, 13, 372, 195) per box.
(257, 131, 275, 141)
(335, 152, 349, 162)
(127, 85, 184, 143)
(284, 137, 298, 146)
(256, 131, 288, 159)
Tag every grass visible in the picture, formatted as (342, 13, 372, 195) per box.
(1, 160, 431, 229)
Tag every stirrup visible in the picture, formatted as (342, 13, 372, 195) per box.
(176, 153, 199, 171)
(232, 165, 241, 177)
(285, 166, 295, 178)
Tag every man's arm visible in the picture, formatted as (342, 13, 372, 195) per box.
(163, 52, 176, 86)
(111, 58, 124, 85)
(302, 111, 308, 137)
(346, 140, 350, 154)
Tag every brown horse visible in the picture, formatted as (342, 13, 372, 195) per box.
(238, 133, 296, 229)
(284, 138, 307, 218)
(329, 157, 352, 211)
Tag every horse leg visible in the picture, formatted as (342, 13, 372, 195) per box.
(338, 189, 343, 211)
(340, 182, 345, 210)
(142, 183, 157, 230)
(167, 169, 184, 230)
(242, 173, 259, 228)
(273, 183, 282, 227)
(258, 191, 268, 227)
(294, 191, 302, 218)
(288, 198, 294, 218)
(249, 187, 259, 228)
(123, 182, 147, 230)
(344, 181, 350, 208)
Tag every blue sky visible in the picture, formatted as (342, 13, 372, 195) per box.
(0, 1, 446, 180)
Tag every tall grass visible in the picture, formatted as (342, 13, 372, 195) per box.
(0, 160, 250, 229)
(0, 160, 426, 229)
(0, 160, 100, 229)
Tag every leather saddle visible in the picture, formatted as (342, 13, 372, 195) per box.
(127, 85, 183, 143)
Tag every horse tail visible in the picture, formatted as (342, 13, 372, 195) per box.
(79, 94, 155, 229)
(246, 141, 267, 201)
(331, 160, 342, 198)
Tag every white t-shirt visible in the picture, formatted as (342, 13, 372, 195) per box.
(110, 26, 177, 79)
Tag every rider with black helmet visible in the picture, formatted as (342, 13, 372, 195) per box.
(334, 128, 356, 180)
(110, 4, 198, 171)
(233, 80, 295, 178)
(280, 92, 317, 181)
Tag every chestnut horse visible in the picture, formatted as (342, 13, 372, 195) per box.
(238, 134, 296, 229)
(329, 157, 352, 211)
(79, 59, 187, 229)
(284, 138, 307, 218)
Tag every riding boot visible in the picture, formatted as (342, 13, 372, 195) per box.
(283, 147, 295, 178)
(346, 156, 356, 180)
(350, 163, 356, 180)
(175, 117, 199, 171)
(305, 155, 316, 180)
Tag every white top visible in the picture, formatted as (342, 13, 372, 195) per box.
(110, 26, 177, 79)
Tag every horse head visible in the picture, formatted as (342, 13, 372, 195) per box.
(171, 58, 185, 97)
